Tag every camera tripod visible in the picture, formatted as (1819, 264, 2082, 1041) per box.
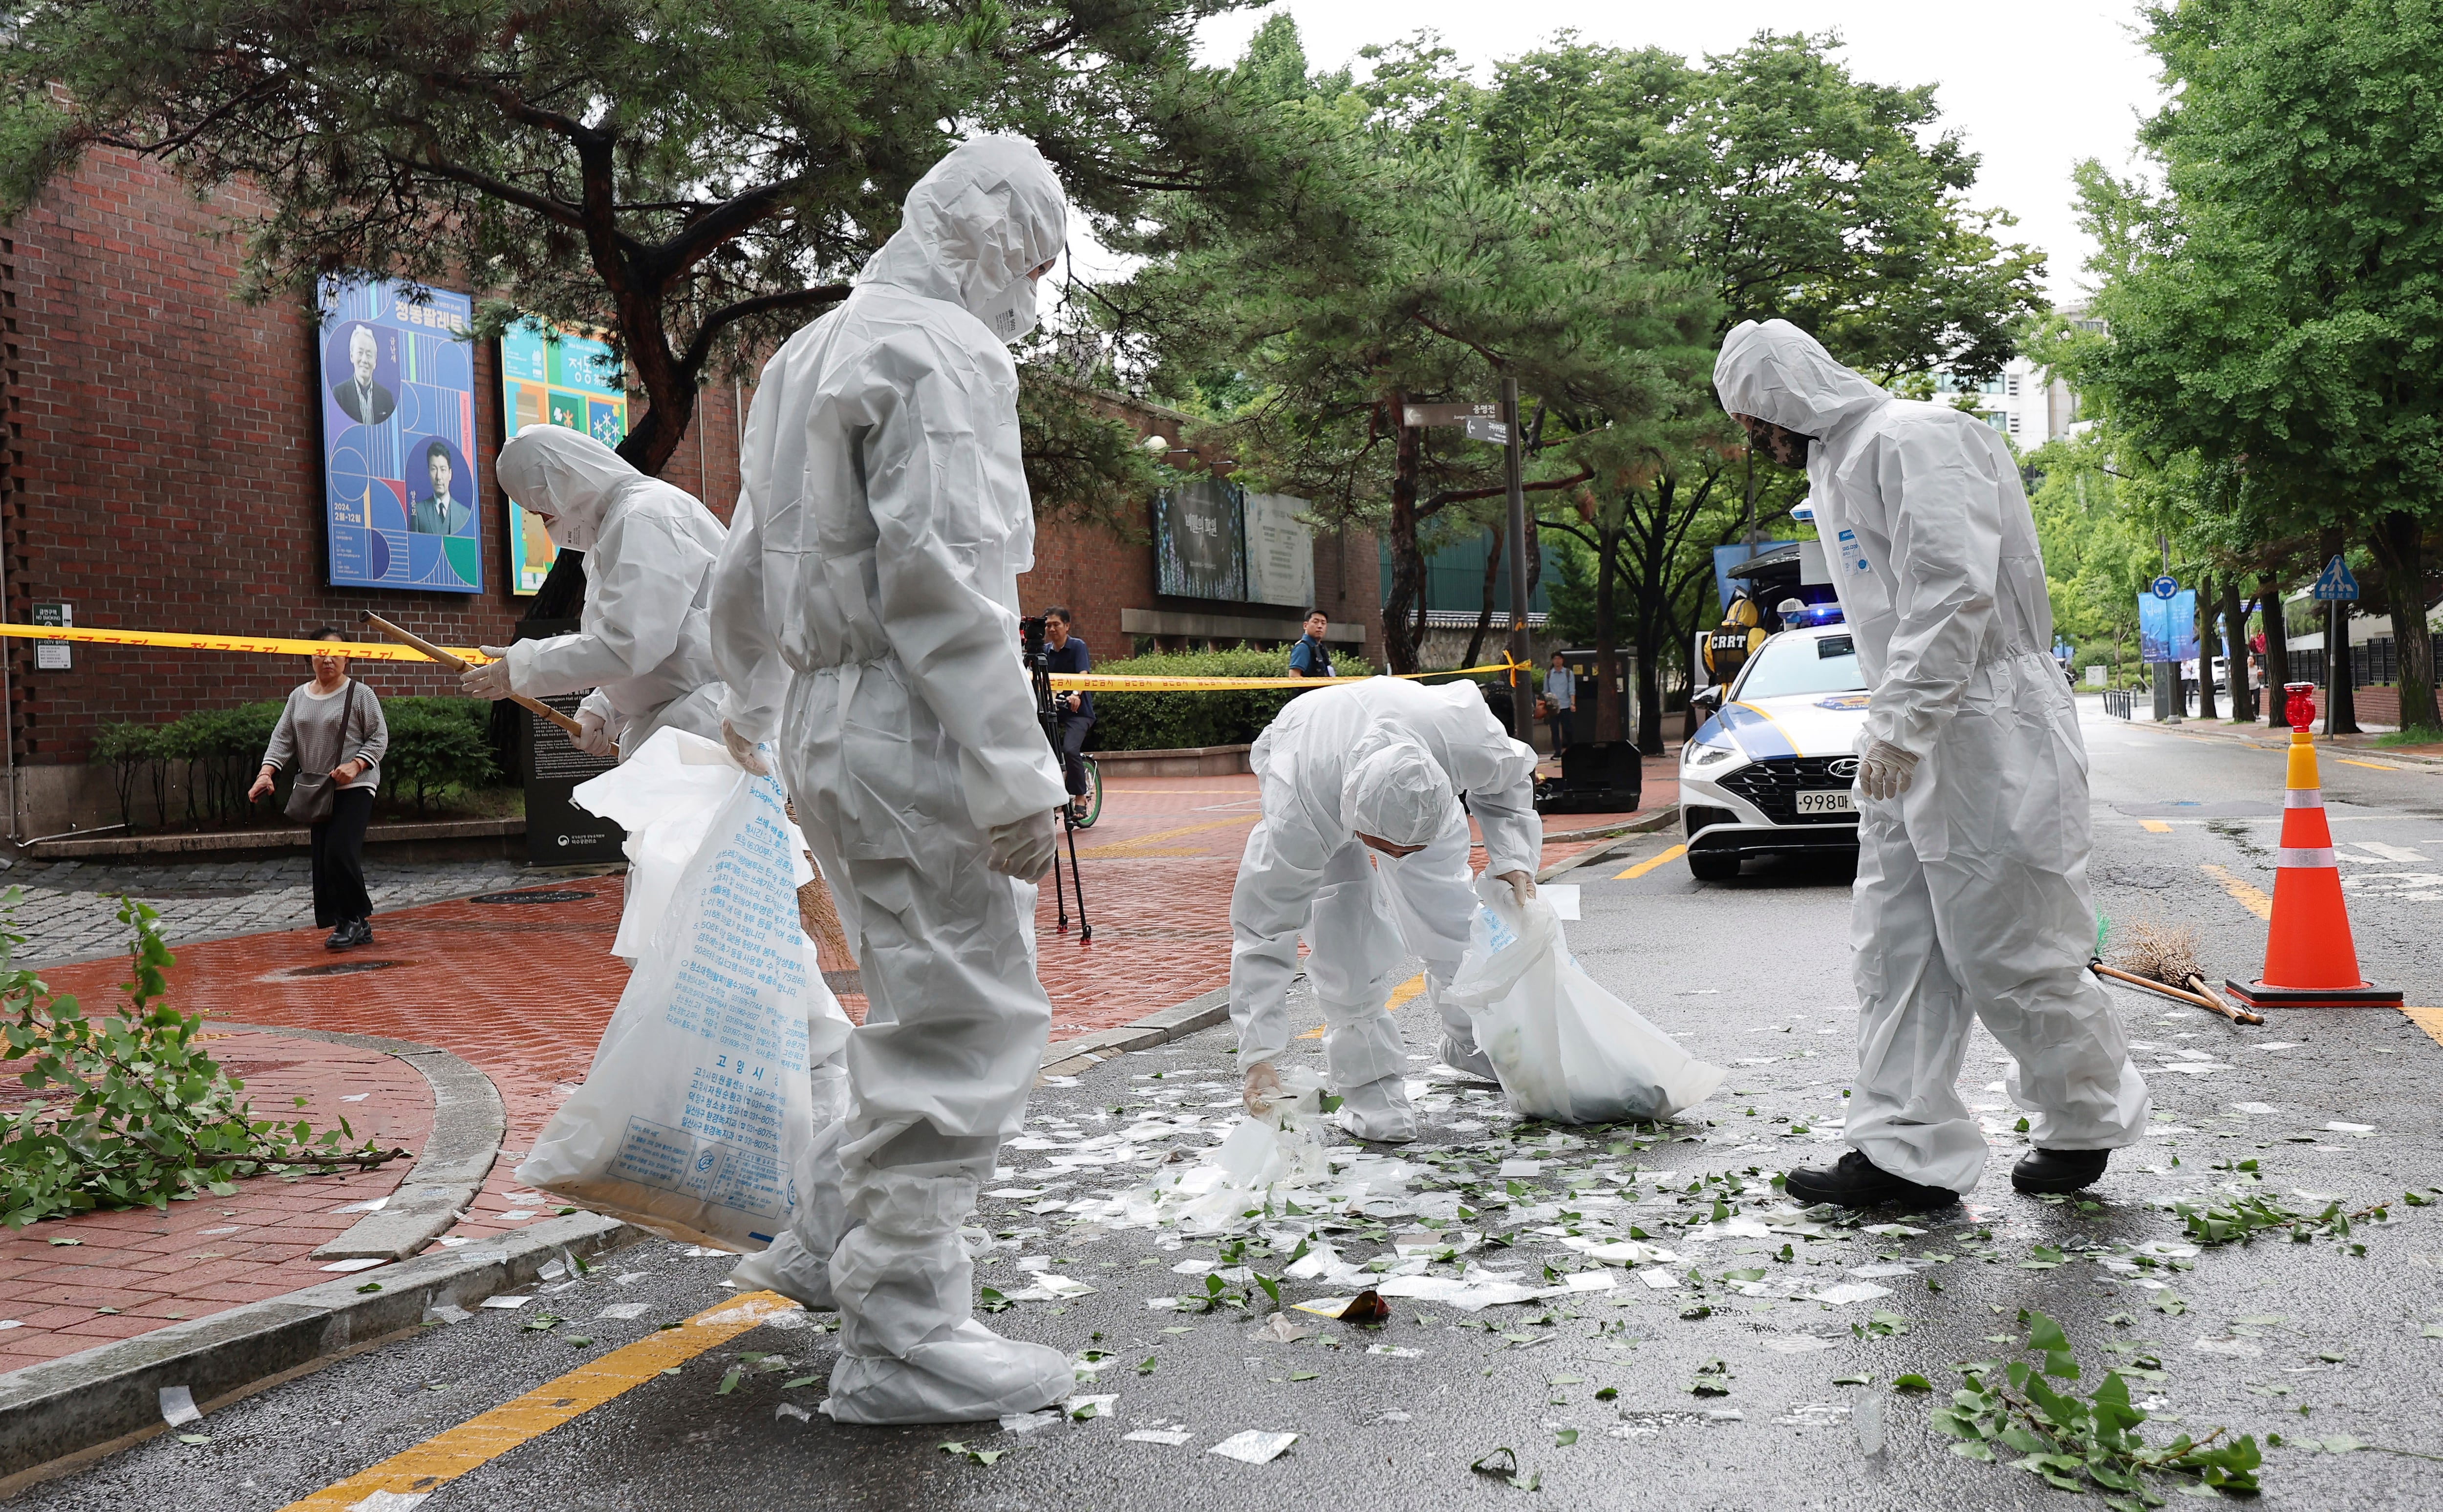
(1022, 616, 1091, 941)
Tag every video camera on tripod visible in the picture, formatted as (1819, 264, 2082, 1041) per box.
(1020, 614, 1090, 941)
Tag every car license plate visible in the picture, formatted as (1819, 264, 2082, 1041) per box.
(1796, 789, 1855, 815)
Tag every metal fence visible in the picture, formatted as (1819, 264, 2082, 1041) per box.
(2286, 632, 2443, 690)
(2103, 688, 2135, 720)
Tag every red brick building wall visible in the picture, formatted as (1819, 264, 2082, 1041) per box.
(0, 147, 748, 833)
(0, 146, 1379, 835)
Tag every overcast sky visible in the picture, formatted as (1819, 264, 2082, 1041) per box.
(1184, 1, 2169, 306)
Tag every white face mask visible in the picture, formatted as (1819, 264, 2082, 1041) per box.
(970, 275, 1040, 345)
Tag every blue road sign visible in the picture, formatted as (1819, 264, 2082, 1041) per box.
(2151, 575, 2180, 600)
(2311, 555, 2359, 602)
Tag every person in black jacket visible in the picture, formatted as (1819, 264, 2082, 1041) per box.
(1041, 606, 1094, 821)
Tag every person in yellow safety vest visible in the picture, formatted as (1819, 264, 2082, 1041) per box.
(1703, 592, 1768, 688)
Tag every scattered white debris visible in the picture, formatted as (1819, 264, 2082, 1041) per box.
(478, 1295, 533, 1310)
(159, 1385, 201, 1427)
(1125, 1427, 1194, 1446)
(1207, 1429, 1299, 1465)
(1805, 1283, 1893, 1307)
(319, 1258, 386, 1274)
(595, 1302, 651, 1320)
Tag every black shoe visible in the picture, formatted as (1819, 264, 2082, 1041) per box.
(323, 923, 350, 951)
(347, 918, 375, 949)
(2012, 1147, 2108, 1195)
(1784, 1150, 1960, 1211)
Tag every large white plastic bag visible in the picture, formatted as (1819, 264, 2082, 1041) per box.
(1445, 877, 1725, 1124)
(569, 727, 744, 963)
(519, 767, 854, 1250)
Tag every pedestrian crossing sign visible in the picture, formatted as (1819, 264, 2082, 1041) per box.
(2310, 555, 2359, 601)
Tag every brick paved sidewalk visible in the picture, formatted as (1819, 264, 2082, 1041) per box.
(0, 1028, 431, 1371)
(7, 853, 570, 968)
(13, 767, 1675, 1373)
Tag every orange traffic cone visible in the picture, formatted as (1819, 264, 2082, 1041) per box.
(2226, 683, 2403, 1009)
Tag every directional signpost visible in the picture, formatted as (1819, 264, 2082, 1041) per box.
(2312, 556, 2360, 734)
(1401, 402, 1500, 427)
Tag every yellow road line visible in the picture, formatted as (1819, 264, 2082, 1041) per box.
(1297, 974, 1428, 1039)
(2338, 759, 2405, 772)
(277, 1292, 798, 1511)
(1615, 844, 1688, 880)
(2140, 819, 2174, 833)
(2402, 1006, 2443, 1050)
(1077, 813, 1257, 858)
(2200, 863, 2274, 922)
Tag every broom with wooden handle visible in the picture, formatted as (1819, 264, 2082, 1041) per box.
(2091, 918, 2265, 1025)
(359, 612, 587, 739)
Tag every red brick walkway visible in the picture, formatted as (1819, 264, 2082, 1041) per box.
(0, 1028, 429, 1370)
(14, 767, 1676, 1370)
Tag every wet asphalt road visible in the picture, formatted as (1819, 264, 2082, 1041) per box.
(21, 703, 2443, 1511)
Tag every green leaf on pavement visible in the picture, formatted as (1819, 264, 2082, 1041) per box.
(716, 1366, 743, 1395)
(1893, 1374, 1933, 1393)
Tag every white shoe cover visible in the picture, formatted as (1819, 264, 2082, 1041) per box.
(823, 1320, 1071, 1425)
(1436, 1032, 1499, 1082)
(728, 1231, 834, 1310)
(1335, 1073, 1418, 1143)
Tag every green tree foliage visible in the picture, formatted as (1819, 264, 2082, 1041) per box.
(2052, 0, 2443, 733)
(2022, 436, 2158, 684)
(1114, 25, 1716, 678)
(1, 892, 400, 1228)
(1112, 24, 2045, 740)
(0, 0, 1276, 496)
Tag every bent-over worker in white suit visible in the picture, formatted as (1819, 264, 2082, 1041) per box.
(1230, 677, 1542, 1142)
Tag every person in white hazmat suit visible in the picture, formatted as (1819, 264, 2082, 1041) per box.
(1231, 677, 1542, 1141)
(1712, 319, 2149, 1206)
(460, 425, 728, 760)
(707, 136, 1071, 1426)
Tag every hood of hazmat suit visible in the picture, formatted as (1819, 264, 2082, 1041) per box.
(1343, 739, 1457, 848)
(1228, 678, 1539, 1127)
(709, 136, 1072, 1426)
(1712, 320, 2146, 1194)
(494, 425, 729, 756)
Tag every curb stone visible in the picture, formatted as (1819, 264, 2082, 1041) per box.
(1031, 804, 1681, 1082)
(0, 1211, 640, 1487)
(192, 1022, 514, 1263)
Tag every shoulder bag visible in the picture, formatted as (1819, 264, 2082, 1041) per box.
(283, 680, 360, 826)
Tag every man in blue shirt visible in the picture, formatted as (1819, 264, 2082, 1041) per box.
(1042, 606, 1094, 820)
(1543, 650, 1575, 753)
(1288, 609, 1334, 678)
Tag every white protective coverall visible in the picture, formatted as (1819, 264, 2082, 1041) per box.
(708, 136, 1071, 1425)
(491, 426, 729, 759)
(1230, 678, 1541, 1138)
(1713, 319, 2149, 1194)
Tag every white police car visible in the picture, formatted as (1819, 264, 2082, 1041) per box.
(1678, 623, 1867, 881)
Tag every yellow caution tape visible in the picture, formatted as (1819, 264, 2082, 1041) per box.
(0, 622, 491, 663)
(1050, 655, 1535, 693)
(0, 622, 1533, 691)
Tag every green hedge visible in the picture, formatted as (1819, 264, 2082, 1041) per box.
(1083, 646, 1363, 752)
(382, 697, 496, 815)
(88, 694, 495, 828)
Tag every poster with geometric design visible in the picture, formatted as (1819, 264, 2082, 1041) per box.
(318, 278, 481, 593)
(501, 318, 628, 596)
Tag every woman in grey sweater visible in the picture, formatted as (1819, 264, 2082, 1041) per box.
(248, 628, 390, 949)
